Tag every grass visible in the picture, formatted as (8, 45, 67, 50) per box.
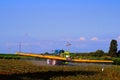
(0, 59, 120, 80)
(0, 54, 35, 60)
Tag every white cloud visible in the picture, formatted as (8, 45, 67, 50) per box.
(91, 37, 98, 41)
(79, 37, 85, 41)
(117, 36, 120, 41)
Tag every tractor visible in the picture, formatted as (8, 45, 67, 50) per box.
(47, 50, 72, 65)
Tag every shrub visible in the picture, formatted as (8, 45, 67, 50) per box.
(101, 56, 112, 60)
(112, 58, 120, 65)
(89, 50, 104, 57)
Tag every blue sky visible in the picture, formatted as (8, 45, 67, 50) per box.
(0, 0, 120, 53)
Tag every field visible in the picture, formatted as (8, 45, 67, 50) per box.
(0, 54, 34, 59)
(0, 59, 120, 80)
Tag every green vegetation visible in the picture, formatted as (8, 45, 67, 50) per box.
(0, 59, 120, 80)
(108, 39, 118, 57)
(0, 54, 34, 60)
(112, 58, 120, 65)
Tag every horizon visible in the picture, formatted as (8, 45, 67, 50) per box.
(0, 0, 120, 53)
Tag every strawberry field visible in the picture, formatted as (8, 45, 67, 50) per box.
(0, 59, 120, 80)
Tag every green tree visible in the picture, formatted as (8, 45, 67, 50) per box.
(95, 50, 104, 57)
(90, 50, 104, 57)
(108, 39, 118, 57)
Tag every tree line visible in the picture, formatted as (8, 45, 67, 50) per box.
(76, 39, 120, 57)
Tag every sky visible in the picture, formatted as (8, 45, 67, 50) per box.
(0, 0, 120, 53)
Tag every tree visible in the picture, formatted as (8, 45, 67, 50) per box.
(90, 50, 104, 57)
(117, 50, 120, 57)
(108, 39, 118, 57)
(95, 50, 104, 57)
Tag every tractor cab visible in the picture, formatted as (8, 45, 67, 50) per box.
(54, 50, 70, 57)
(54, 49, 72, 61)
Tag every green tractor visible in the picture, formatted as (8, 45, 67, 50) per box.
(47, 50, 72, 65)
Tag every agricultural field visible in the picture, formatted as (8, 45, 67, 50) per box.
(0, 59, 120, 80)
(0, 54, 34, 59)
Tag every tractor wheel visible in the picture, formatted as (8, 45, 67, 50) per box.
(51, 59, 57, 65)
(46, 59, 57, 65)
(46, 59, 51, 65)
